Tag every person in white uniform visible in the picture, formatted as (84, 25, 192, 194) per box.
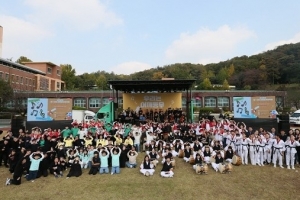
(272, 135, 285, 168)
(285, 135, 300, 169)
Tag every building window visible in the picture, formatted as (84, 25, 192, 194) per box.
(57, 82, 60, 89)
(182, 97, 186, 108)
(57, 70, 60, 76)
(16, 76, 19, 83)
(89, 98, 101, 108)
(20, 77, 23, 84)
(11, 75, 15, 82)
(118, 98, 123, 105)
(47, 67, 52, 74)
(205, 97, 217, 107)
(103, 97, 113, 107)
(192, 98, 202, 108)
(29, 79, 31, 86)
(5, 73, 9, 81)
(74, 98, 86, 108)
(25, 78, 28, 85)
(218, 97, 229, 108)
(39, 77, 49, 90)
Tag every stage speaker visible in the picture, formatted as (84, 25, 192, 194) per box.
(11, 118, 25, 137)
(278, 114, 289, 121)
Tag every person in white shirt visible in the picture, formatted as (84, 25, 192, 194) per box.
(140, 155, 155, 176)
(255, 135, 266, 166)
(285, 135, 300, 169)
(264, 133, 274, 164)
(240, 133, 251, 165)
(272, 135, 285, 168)
(133, 131, 142, 152)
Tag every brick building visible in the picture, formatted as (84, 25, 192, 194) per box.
(0, 58, 64, 92)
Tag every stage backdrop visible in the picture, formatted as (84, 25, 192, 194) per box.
(27, 98, 72, 121)
(233, 96, 276, 119)
(123, 93, 182, 112)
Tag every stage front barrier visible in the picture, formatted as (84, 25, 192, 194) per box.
(26, 120, 73, 132)
(234, 118, 278, 132)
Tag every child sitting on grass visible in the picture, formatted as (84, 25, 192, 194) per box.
(27, 152, 44, 182)
(110, 147, 121, 175)
(99, 148, 110, 174)
(126, 150, 138, 168)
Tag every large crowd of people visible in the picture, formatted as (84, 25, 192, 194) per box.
(1, 117, 300, 186)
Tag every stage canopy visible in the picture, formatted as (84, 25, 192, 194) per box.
(108, 79, 196, 122)
(108, 79, 196, 93)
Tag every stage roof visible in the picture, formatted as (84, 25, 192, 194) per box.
(108, 79, 196, 92)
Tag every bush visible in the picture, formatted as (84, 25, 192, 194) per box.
(72, 106, 86, 110)
(222, 107, 230, 112)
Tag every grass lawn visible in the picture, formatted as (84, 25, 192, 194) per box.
(1, 153, 299, 200)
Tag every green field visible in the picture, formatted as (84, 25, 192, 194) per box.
(1, 153, 299, 200)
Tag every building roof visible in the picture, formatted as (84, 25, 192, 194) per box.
(0, 57, 46, 75)
(108, 79, 196, 92)
(22, 61, 58, 67)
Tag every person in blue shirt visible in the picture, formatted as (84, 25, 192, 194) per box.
(99, 148, 110, 174)
(27, 152, 44, 182)
(110, 147, 121, 175)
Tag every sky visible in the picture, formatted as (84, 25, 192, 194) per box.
(0, 0, 300, 75)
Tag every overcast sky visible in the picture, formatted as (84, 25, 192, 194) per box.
(1, 0, 300, 75)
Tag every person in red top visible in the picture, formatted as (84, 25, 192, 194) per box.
(49, 129, 59, 139)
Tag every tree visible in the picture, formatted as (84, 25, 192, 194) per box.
(222, 79, 230, 90)
(200, 68, 214, 81)
(152, 71, 166, 80)
(199, 78, 212, 90)
(16, 56, 32, 64)
(216, 68, 228, 84)
(0, 79, 13, 108)
(227, 64, 235, 78)
(61, 64, 76, 90)
(96, 74, 107, 90)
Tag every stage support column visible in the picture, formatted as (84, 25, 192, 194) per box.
(116, 90, 119, 109)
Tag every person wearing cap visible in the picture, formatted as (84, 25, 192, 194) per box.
(27, 152, 44, 182)
(160, 156, 174, 178)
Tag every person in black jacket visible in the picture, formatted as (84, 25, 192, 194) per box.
(6, 157, 27, 186)
(89, 152, 100, 175)
(119, 145, 127, 168)
(1, 139, 10, 167)
(66, 156, 82, 178)
(37, 152, 50, 178)
(160, 156, 174, 178)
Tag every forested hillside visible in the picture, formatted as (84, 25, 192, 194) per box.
(59, 42, 300, 90)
